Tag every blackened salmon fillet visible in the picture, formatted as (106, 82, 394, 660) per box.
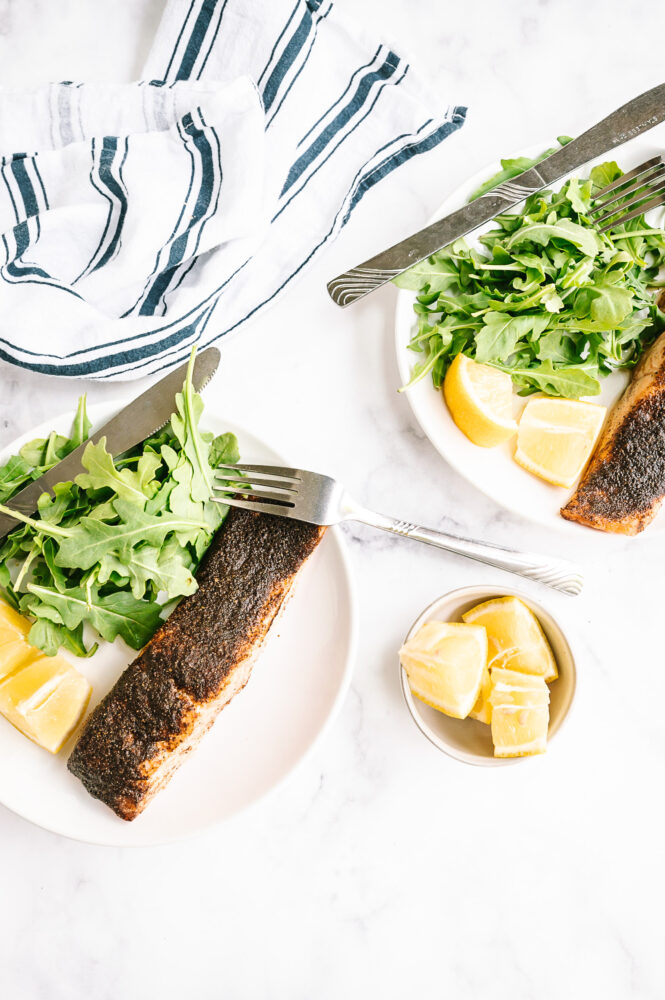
(561, 329, 665, 534)
(67, 507, 324, 820)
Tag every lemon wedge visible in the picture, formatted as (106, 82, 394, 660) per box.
(0, 600, 91, 753)
(443, 353, 517, 448)
(469, 664, 492, 724)
(0, 654, 91, 754)
(514, 396, 606, 487)
(490, 669, 549, 757)
(400, 621, 487, 719)
(462, 596, 557, 681)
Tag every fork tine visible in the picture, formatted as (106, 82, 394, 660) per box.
(589, 164, 665, 215)
(598, 191, 665, 232)
(213, 470, 298, 495)
(595, 180, 665, 226)
(591, 155, 664, 200)
(213, 483, 297, 504)
(215, 463, 301, 483)
(210, 494, 297, 518)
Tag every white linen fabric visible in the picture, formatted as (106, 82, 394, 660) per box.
(0, 0, 465, 379)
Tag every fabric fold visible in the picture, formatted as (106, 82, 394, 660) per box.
(0, 0, 465, 379)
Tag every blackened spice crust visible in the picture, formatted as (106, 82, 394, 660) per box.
(567, 375, 665, 523)
(67, 508, 324, 819)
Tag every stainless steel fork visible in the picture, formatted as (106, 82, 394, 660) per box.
(211, 464, 583, 596)
(589, 154, 665, 231)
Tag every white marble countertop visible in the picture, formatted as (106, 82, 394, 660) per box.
(1, 1, 664, 997)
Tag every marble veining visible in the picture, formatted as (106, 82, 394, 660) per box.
(0, 1, 664, 998)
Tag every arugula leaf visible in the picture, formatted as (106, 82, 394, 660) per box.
(171, 349, 213, 503)
(26, 582, 162, 650)
(75, 438, 160, 504)
(54, 501, 209, 571)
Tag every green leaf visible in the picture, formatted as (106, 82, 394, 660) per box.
(54, 499, 209, 571)
(505, 360, 601, 398)
(170, 348, 214, 503)
(393, 255, 460, 294)
(474, 313, 529, 363)
(209, 432, 240, 468)
(506, 218, 601, 258)
(68, 395, 92, 450)
(588, 284, 634, 326)
(27, 618, 97, 658)
(123, 539, 197, 600)
(26, 583, 162, 650)
(75, 438, 160, 504)
(589, 161, 622, 192)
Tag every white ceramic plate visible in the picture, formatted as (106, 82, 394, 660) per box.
(395, 134, 665, 537)
(0, 402, 357, 846)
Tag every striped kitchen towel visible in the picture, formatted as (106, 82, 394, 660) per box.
(0, 0, 465, 379)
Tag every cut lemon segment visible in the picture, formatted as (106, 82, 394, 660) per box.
(469, 664, 492, 724)
(491, 669, 549, 709)
(491, 704, 549, 757)
(515, 396, 606, 488)
(400, 621, 487, 719)
(443, 353, 517, 448)
(0, 653, 91, 754)
(462, 596, 557, 681)
(490, 668, 549, 757)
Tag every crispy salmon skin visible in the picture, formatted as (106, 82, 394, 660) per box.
(67, 508, 324, 820)
(561, 330, 665, 534)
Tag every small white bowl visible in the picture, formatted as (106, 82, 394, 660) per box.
(400, 585, 577, 766)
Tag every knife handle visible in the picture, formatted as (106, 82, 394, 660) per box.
(326, 192, 514, 307)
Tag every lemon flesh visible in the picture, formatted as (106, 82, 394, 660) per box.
(469, 664, 492, 724)
(490, 669, 549, 757)
(0, 601, 91, 753)
(443, 353, 517, 448)
(515, 396, 606, 488)
(462, 596, 557, 681)
(400, 621, 487, 719)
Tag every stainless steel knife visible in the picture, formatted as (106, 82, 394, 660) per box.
(0, 346, 220, 542)
(327, 82, 665, 307)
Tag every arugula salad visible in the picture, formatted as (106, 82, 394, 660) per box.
(396, 157, 665, 398)
(0, 350, 238, 657)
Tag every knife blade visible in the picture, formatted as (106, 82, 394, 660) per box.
(0, 346, 220, 542)
(327, 81, 665, 307)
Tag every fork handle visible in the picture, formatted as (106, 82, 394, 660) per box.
(350, 508, 583, 596)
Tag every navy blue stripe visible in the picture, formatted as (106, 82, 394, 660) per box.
(160, 123, 223, 307)
(175, 0, 217, 82)
(262, 9, 313, 112)
(195, 0, 229, 79)
(272, 61, 408, 223)
(73, 138, 116, 282)
(343, 108, 467, 223)
(296, 45, 381, 149)
(123, 115, 198, 316)
(162, 0, 198, 82)
(32, 157, 49, 211)
(139, 112, 216, 316)
(11, 158, 39, 218)
(257, 0, 300, 87)
(265, 3, 332, 125)
(0, 308, 210, 377)
(95, 137, 129, 270)
(280, 51, 400, 197)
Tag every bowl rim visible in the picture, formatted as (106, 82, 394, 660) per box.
(399, 584, 577, 767)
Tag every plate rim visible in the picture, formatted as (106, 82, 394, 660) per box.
(0, 399, 358, 846)
(393, 141, 656, 541)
